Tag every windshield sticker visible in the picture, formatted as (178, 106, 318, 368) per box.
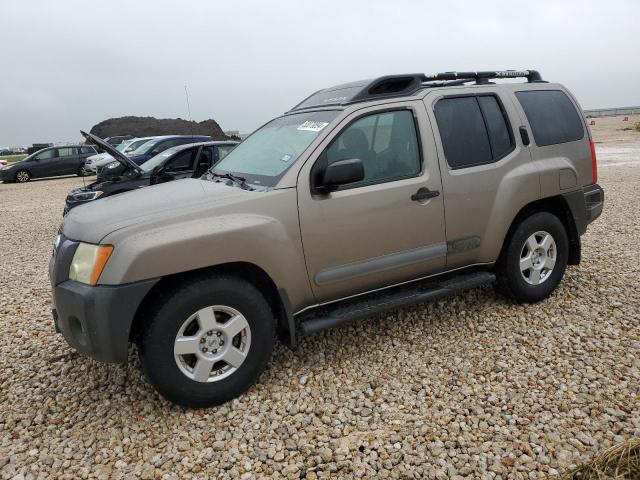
(297, 121, 329, 132)
(280, 154, 293, 163)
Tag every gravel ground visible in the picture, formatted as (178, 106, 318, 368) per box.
(1, 162, 639, 479)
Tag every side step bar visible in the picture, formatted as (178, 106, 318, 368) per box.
(299, 271, 495, 335)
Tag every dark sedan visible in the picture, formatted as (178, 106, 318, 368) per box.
(64, 132, 237, 214)
(0, 145, 97, 183)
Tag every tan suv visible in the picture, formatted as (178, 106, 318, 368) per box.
(50, 70, 604, 407)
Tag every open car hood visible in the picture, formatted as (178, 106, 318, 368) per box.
(80, 131, 144, 174)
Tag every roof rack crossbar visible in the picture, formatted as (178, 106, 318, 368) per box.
(420, 70, 543, 84)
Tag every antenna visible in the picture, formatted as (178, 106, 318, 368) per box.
(184, 85, 194, 134)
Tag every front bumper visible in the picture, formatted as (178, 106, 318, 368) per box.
(52, 278, 158, 363)
(49, 233, 159, 363)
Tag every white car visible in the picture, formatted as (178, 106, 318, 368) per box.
(83, 137, 157, 173)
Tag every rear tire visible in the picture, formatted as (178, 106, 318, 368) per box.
(137, 275, 275, 408)
(496, 212, 568, 303)
(15, 170, 30, 183)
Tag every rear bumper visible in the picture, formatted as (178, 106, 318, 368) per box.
(563, 183, 604, 235)
(52, 278, 158, 363)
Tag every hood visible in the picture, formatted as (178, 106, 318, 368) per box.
(62, 178, 260, 243)
(81, 131, 144, 174)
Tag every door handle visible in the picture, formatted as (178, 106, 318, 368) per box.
(411, 187, 439, 202)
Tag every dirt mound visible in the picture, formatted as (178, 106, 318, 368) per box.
(89, 116, 232, 140)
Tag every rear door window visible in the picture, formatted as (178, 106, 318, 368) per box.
(56, 147, 77, 157)
(477, 96, 512, 159)
(515, 90, 584, 146)
(434, 97, 492, 169)
(434, 95, 514, 169)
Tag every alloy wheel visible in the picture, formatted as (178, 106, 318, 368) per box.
(519, 230, 557, 285)
(173, 305, 251, 382)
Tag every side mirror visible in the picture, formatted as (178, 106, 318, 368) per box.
(316, 158, 364, 193)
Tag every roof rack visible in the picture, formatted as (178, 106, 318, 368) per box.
(288, 70, 544, 112)
(421, 69, 544, 84)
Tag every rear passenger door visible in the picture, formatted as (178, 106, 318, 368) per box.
(55, 147, 80, 175)
(425, 88, 539, 269)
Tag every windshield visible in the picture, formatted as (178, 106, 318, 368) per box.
(140, 145, 190, 172)
(212, 110, 339, 187)
(116, 140, 134, 152)
(130, 138, 162, 156)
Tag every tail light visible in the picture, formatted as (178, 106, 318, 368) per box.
(589, 140, 598, 184)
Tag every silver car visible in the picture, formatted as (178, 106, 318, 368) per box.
(51, 70, 603, 407)
(83, 137, 157, 174)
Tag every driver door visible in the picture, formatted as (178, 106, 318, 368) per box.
(297, 102, 447, 302)
(31, 148, 58, 177)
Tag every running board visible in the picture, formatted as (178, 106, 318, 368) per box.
(299, 271, 495, 335)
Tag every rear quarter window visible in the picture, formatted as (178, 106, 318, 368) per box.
(515, 90, 584, 147)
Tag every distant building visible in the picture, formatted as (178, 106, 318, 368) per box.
(224, 130, 249, 140)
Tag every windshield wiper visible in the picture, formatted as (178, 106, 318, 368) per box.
(206, 171, 253, 190)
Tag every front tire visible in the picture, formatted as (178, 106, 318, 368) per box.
(15, 170, 30, 182)
(496, 212, 568, 303)
(137, 275, 275, 408)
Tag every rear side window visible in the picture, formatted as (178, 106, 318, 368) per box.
(515, 90, 584, 146)
(434, 95, 513, 169)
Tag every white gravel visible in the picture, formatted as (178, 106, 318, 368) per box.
(0, 165, 639, 479)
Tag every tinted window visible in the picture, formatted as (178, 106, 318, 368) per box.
(165, 149, 196, 171)
(80, 146, 95, 154)
(325, 110, 421, 186)
(478, 96, 512, 159)
(516, 90, 584, 146)
(434, 97, 492, 169)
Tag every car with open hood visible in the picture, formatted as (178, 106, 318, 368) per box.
(50, 70, 603, 407)
(64, 133, 237, 214)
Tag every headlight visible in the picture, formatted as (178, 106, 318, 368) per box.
(107, 162, 119, 169)
(69, 243, 114, 285)
(72, 190, 103, 202)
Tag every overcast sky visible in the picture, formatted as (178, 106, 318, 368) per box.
(0, 0, 638, 146)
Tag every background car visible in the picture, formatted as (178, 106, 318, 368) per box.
(96, 135, 212, 178)
(65, 133, 237, 213)
(104, 135, 133, 146)
(125, 135, 211, 165)
(84, 137, 156, 174)
(0, 145, 97, 183)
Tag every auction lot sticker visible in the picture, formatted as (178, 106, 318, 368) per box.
(297, 121, 329, 132)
